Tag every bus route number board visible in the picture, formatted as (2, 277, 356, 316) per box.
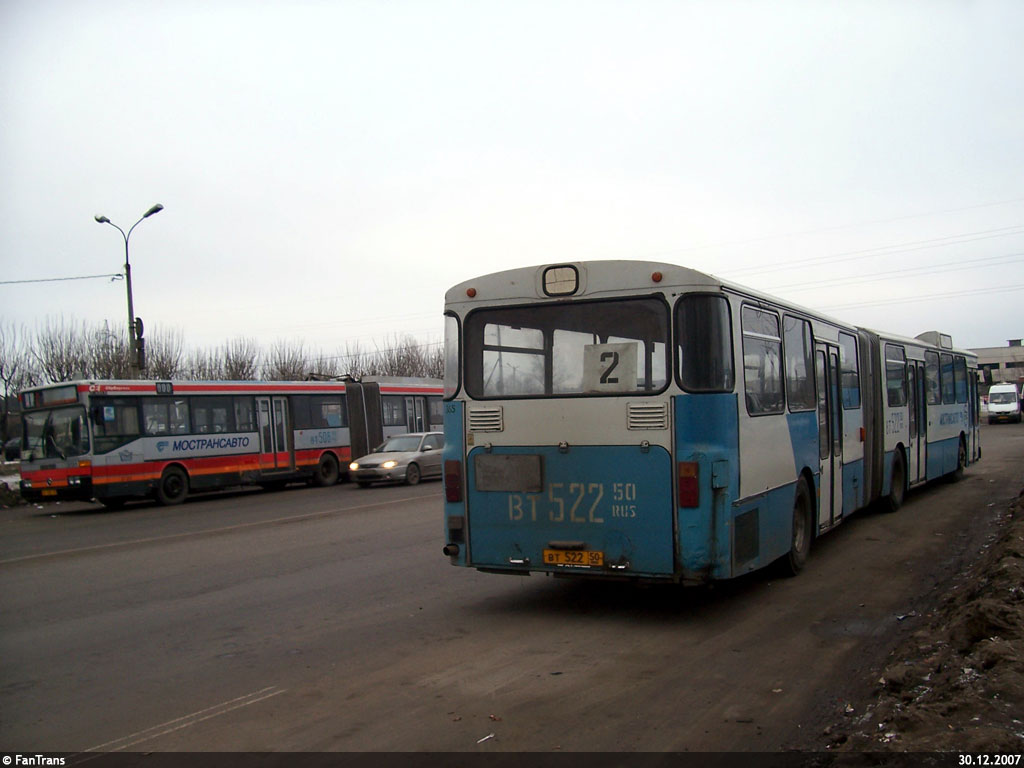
(543, 549, 604, 567)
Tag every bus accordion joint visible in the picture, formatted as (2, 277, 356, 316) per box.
(444, 459, 463, 503)
(678, 461, 700, 508)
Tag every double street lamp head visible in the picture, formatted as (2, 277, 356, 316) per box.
(93, 203, 163, 230)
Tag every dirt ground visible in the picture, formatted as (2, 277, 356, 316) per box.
(822, 489, 1024, 753)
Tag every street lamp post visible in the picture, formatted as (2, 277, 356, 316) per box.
(94, 204, 164, 378)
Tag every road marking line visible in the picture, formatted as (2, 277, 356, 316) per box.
(0, 491, 435, 565)
(73, 685, 286, 757)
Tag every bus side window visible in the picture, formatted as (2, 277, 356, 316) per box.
(741, 306, 784, 415)
(924, 351, 941, 405)
(885, 344, 907, 407)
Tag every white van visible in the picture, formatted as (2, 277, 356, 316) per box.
(987, 383, 1022, 424)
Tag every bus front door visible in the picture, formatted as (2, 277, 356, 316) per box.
(815, 345, 843, 529)
(257, 395, 294, 470)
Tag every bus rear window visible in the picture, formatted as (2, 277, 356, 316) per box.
(464, 297, 670, 399)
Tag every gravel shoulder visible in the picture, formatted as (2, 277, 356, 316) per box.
(822, 489, 1024, 753)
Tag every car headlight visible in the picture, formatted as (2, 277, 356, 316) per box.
(382, 460, 398, 469)
(349, 462, 360, 471)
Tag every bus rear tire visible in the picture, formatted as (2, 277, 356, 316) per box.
(883, 450, 906, 513)
(779, 478, 812, 577)
(312, 453, 340, 487)
(156, 466, 189, 506)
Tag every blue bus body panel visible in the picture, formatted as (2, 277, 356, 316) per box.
(465, 444, 674, 577)
(675, 394, 739, 579)
(785, 410, 819, 481)
(842, 458, 865, 516)
(442, 401, 469, 567)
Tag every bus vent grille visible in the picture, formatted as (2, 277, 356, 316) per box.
(469, 406, 504, 432)
(627, 402, 668, 430)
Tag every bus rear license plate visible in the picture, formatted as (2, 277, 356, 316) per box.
(543, 549, 603, 567)
(42, 489, 57, 496)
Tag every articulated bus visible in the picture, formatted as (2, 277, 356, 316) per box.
(18, 376, 443, 507)
(440, 261, 980, 584)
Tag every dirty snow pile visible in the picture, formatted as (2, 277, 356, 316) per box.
(0, 470, 21, 507)
(827, 492, 1024, 752)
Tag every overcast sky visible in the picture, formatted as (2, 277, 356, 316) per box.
(2, 0, 1022, 362)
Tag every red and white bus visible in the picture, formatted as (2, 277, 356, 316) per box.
(18, 376, 443, 507)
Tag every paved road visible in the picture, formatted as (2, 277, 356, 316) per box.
(1, 423, 1022, 752)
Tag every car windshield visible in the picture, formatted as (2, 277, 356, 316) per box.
(376, 435, 423, 453)
(990, 392, 1018, 404)
(23, 407, 90, 460)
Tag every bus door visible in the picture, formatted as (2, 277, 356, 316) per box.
(405, 396, 426, 432)
(257, 396, 294, 470)
(907, 361, 926, 484)
(815, 345, 843, 529)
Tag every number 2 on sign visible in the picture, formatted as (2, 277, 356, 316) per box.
(599, 351, 619, 384)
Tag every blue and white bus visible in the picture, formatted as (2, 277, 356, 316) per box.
(440, 261, 980, 584)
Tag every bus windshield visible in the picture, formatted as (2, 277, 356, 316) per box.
(23, 407, 90, 460)
(464, 297, 669, 398)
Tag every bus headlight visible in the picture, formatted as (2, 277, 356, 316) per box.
(69, 476, 82, 486)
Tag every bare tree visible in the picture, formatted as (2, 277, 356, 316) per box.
(145, 327, 185, 379)
(335, 341, 372, 379)
(370, 335, 443, 378)
(223, 337, 260, 380)
(306, 351, 342, 380)
(86, 324, 132, 379)
(262, 339, 308, 381)
(186, 347, 225, 380)
(33, 318, 90, 383)
(0, 322, 38, 442)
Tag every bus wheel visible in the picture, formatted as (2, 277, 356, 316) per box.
(883, 450, 906, 513)
(156, 466, 189, 506)
(405, 463, 421, 486)
(948, 438, 966, 483)
(780, 478, 812, 577)
(312, 453, 340, 487)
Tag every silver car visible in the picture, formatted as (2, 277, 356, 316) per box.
(348, 432, 445, 487)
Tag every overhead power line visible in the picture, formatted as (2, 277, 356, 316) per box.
(767, 252, 1024, 292)
(721, 224, 1024, 279)
(0, 273, 123, 285)
(639, 195, 1024, 259)
(820, 284, 1024, 312)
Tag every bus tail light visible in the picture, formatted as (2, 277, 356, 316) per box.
(444, 460, 463, 503)
(678, 461, 700, 508)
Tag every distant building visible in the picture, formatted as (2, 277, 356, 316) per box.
(971, 339, 1024, 392)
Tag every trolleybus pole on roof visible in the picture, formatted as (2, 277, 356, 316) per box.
(93, 203, 164, 378)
